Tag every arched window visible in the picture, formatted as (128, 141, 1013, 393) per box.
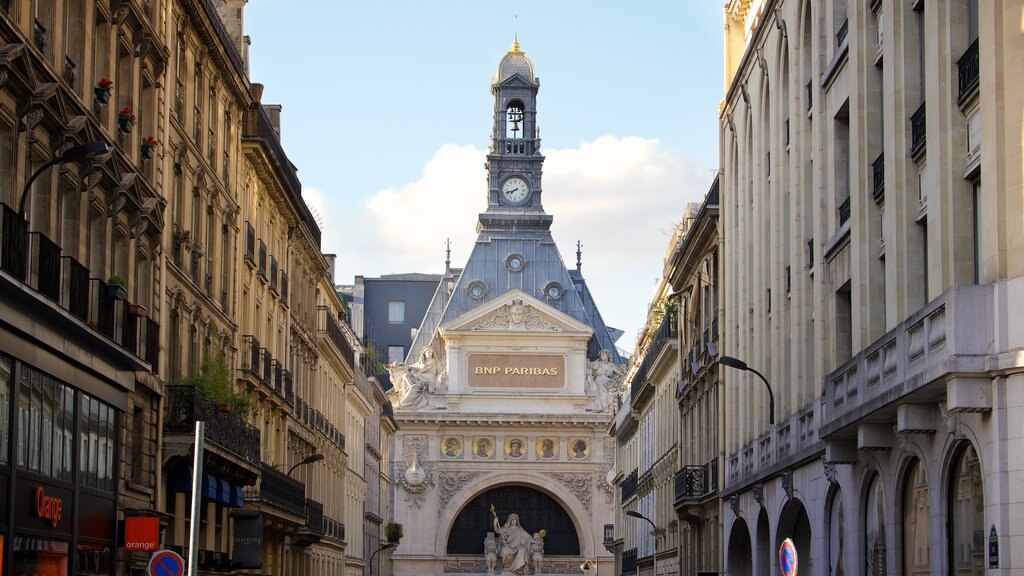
(948, 444, 984, 575)
(903, 459, 930, 575)
(828, 487, 844, 576)
(865, 474, 886, 576)
(505, 100, 524, 140)
(447, 485, 579, 556)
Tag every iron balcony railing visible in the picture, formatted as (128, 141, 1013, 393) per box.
(283, 369, 294, 405)
(836, 18, 849, 47)
(253, 461, 306, 516)
(1, 203, 28, 279)
(260, 348, 271, 385)
(622, 548, 637, 575)
(910, 102, 926, 156)
(673, 458, 719, 502)
(957, 39, 980, 104)
(258, 240, 267, 278)
(620, 469, 638, 502)
(630, 312, 676, 404)
(30, 232, 61, 302)
(317, 306, 355, 365)
(164, 385, 260, 465)
(281, 271, 289, 305)
(323, 516, 345, 541)
(269, 256, 278, 292)
(838, 196, 851, 227)
(603, 524, 614, 544)
(241, 335, 261, 378)
(872, 152, 885, 201)
(304, 499, 325, 535)
(245, 222, 255, 263)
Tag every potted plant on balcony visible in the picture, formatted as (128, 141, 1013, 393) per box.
(664, 298, 679, 336)
(127, 302, 147, 317)
(105, 275, 127, 300)
(385, 522, 403, 544)
(95, 78, 113, 104)
(175, 351, 254, 418)
(141, 135, 159, 159)
(118, 107, 136, 133)
(190, 241, 206, 262)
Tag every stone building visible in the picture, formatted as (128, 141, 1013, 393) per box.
(719, 1, 1023, 575)
(0, 1, 394, 574)
(611, 177, 721, 576)
(388, 40, 622, 576)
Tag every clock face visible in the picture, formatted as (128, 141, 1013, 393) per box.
(501, 177, 530, 204)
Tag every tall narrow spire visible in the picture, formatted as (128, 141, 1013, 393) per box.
(576, 240, 583, 271)
(444, 238, 452, 273)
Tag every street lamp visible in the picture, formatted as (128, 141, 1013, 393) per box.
(625, 511, 662, 576)
(286, 453, 324, 477)
(18, 141, 110, 218)
(718, 355, 775, 425)
(367, 541, 396, 576)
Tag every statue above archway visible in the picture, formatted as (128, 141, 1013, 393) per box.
(489, 506, 546, 575)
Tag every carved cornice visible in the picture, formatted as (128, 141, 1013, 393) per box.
(470, 299, 562, 332)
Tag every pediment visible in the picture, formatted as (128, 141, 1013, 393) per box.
(441, 289, 593, 336)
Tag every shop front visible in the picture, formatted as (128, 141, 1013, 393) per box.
(0, 354, 123, 576)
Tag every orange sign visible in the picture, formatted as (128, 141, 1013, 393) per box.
(124, 516, 160, 551)
(35, 486, 63, 527)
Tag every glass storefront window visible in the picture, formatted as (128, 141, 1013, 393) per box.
(950, 444, 984, 575)
(17, 366, 75, 480)
(865, 474, 886, 576)
(0, 355, 10, 463)
(76, 543, 112, 576)
(79, 393, 116, 492)
(13, 536, 69, 576)
(903, 459, 930, 575)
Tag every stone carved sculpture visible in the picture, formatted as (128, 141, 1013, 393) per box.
(530, 532, 545, 575)
(472, 299, 562, 332)
(584, 349, 626, 412)
(387, 346, 447, 410)
(485, 533, 498, 576)
(489, 507, 544, 576)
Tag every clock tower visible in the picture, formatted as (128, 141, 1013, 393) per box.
(479, 37, 552, 231)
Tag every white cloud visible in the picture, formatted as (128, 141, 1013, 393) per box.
(313, 136, 713, 352)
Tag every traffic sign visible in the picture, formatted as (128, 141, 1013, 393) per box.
(148, 549, 185, 576)
(779, 538, 798, 576)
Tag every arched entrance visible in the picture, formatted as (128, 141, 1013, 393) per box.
(777, 499, 811, 575)
(755, 509, 771, 575)
(727, 518, 752, 576)
(446, 485, 581, 556)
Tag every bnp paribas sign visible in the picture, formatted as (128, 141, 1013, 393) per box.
(467, 354, 565, 389)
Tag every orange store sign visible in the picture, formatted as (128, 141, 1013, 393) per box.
(124, 516, 160, 551)
(34, 486, 63, 527)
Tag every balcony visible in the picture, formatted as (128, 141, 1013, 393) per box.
(164, 385, 261, 466)
(269, 256, 278, 293)
(957, 39, 979, 105)
(323, 515, 345, 542)
(257, 240, 267, 279)
(622, 548, 637, 575)
(838, 196, 851, 227)
(281, 271, 289, 305)
(244, 222, 255, 264)
(620, 469, 638, 502)
(872, 153, 885, 202)
(836, 18, 849, 47)
(247, 461, 306, 517)
(317, 306, 355, 365)
(241, 335, 261, 379)
(821, 284, 993, 438)
(674, 458, 719, 503)
(293, 498, 325, 547)
(724, 401, 820, 493)
(0, 203, 156, 371)
(910, 101, 926, 156)
(630, 312, 677, 406)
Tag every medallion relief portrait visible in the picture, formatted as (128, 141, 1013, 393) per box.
(441, 436, 463, 458)
(537, 438, 558, 460)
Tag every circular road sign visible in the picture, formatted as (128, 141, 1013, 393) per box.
(147, 549, 185, 576)
(779, 538, 798, 576)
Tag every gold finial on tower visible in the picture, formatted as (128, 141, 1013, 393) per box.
(511, 14, 522, 53)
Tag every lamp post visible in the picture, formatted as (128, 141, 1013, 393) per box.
(367, 541, 396, 576)
(18, 141, 109, 218)
(625, 511, 662, 576)
(286, 453, 324, 477)
(718, 355, 775, 425)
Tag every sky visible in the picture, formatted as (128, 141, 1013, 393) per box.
(245, 2, 725, 353)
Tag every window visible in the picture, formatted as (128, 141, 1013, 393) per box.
(903, 459, 930, 574)
(388, 346, 404, 364)
(949, 444, 984, 575)
(388, 301, 405, 323)
(17, 364, 76, 482)
(865, 475, 886, 576)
